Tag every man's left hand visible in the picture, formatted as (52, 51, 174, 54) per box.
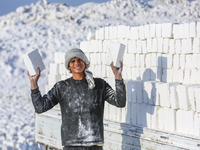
(110, 61, 123, 80)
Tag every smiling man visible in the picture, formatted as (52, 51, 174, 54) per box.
(27, 48, 126, 150)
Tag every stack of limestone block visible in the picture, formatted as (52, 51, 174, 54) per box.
(47, 22, 200, 137)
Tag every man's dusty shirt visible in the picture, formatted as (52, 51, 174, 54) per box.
(31, 77, 126, 146)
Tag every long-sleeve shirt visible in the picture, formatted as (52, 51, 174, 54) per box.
(31, 77, 126, 146)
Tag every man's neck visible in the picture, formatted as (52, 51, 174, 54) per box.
(72, 73, 85, 80)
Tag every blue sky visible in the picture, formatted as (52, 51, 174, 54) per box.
(0, 0, 148, 16)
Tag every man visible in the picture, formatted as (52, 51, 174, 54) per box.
(27, 48, 126, 150)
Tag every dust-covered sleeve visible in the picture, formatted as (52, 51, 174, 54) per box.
(104, 79, 126, 108)
(31, 83, 61, 114)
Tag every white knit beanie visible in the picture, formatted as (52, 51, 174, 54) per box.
(65, 48, 95, 89)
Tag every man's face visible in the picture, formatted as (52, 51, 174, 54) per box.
(68, 57, 86, 75)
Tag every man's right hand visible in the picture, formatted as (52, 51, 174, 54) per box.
(27, 68, 40, 90)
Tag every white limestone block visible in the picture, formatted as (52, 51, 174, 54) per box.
(90, 40, 98, 53)
(132, 80, 143, 104)
(140, 54, 145, 68)
(151, 106, 159, 129)
(116, 107, 122, 122)
(192, 54, 198, 69)
(157, 38, 163, 53)
(136, 40, 142, 53)
(144, 24, 150, 39)
(130, 54, 136, 67)
(164, 108, 176, 132)
(138, 25, 145, 40)
(151, 53, 157, 67)
(141, 40, 147, 54)
(176, 84, 191, 111)
(144, 54, 150, 69)
(95, 65, 102, 77)
(127, 40, 137, 54)
(118, 25, 126, 39)
(150, 23, 156, 38)
(197, 69, 200, 83)
(48, 74, 61, 85)
(125, 26, 131, 39)
(189, 22, 196, 38)
(105, 27, 109, 39)
(156, 24, 162, 37)
(152, 38, 158, 53)
(147, 38, 152, 53)
(197, 54, 200, 69)
(163, 39, 169, 53)
(179, 24, 184, 39)
(164, 69, 172, 83)
(183, 69, 191, 84)
(113, 26, 118, 39)
(105, 42, 126, 67)
(109, 26, 114, 40)
(89, 53, 97, 65)
(194, 112, 200, 137)
(124, 102, 131, 123)
(183, 23, 190, 38)
(176, 109, 185, 133)
(186, 55, 192, 69)
(179, 54, 186, 69)
(186, 111, 194, 135)
(188, 85, 197, 111)
(95, 28, 100, 40)
(161, 54, 172, 69)
(87, 29, 96, 41)
(50, 63, 59, 75)
(170, 84, 180, 109)
(162, 23, 173, 38)
(99, 28, 105, 40)
(22, 49, 45, 76)
(177, 69, 184, 83)
(130, 26, 139, 40)
(157, 83, 170, 107)
(194, 86, 200, 113)
(97, 40, 103, 53)
(175, 39, 182, 54)
(173, 54, 180, 69)
(197, 22, 200, 37)
(182, 38, 193, 54)
(191, 69, 197, 84)
(193, 38, 200, 53)
(80, 41, 89, 53)
(135, 54, 140, 67)
(173, 24, 180, 39)
(158, 107, 164, 130)
(169, 39, 175, 54)
(119, 39, 128, 53)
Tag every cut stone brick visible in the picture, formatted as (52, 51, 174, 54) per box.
(190, 22, 196, 38)
(176, 84, 191, 111)
(156, 24, 162, 37)
(193, 38, 200, 53)
(50, 63, 59, 75)
(162, 23, 173, 38)
(130, 26, 139, 40)
(22, 49, 45, 76)
(170, 84, 180, 109)
(194, 86, 200, 113)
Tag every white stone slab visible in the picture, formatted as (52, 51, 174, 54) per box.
(170, 84, 180, 109)
(156, 24, 162, 37)
(190, 22, 196, 38)
(173, 24, 180, 39)
(169, 39, 175, 54)
(130, 26, 139, 40)
(150, 23, 156, 38)
(162, 23, 173, 38)
(193, 38, 200, 53)
(22, 49, 45, 76)
(176, 84, 191, 111)
(197, 22, 200, 37)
